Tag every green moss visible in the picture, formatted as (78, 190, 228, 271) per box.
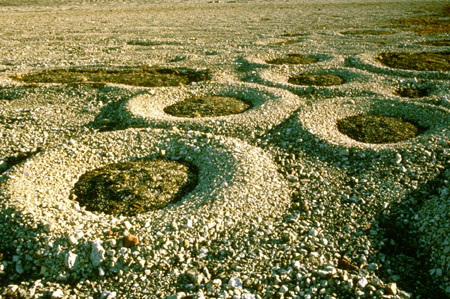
(11, 66, 211, 87)
(337, 114, 424, 144)
(71, 159, 198, 216)
(377, 52, 450, 72)
(164, 96, 253, 118)
(288, 74, 345, 86)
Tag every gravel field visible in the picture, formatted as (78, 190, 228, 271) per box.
(0, 0, 449, 298)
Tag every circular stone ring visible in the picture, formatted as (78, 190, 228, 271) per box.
(0, 128, 290, 280)
(119, 81, 303, 140)
(348, 52, 450, 80)
(296, 97, 450, 158)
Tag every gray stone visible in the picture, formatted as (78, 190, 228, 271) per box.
(90, 240, 106, 267)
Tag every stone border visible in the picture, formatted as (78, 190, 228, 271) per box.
(347, 52, 450, 80)
(241, 53, 344, 69)
(295, 96, 450, 160)
(120, 81, 303, 140)
(0, 128, 290, 282)
(249, 66, 382, 98)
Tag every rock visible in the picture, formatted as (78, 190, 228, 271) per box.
(186, 270, 204, 286)
(357, 277, 368, 289)
(366, 263, 378, 271)
(65, 252, 78, 271)
(15, 262, 24, 274)
(99, 266, 105, 276)
(100, 290, 117, 299)
(51, 289, 64, 298)
(337, 256, 359, 271)
(385, 282, 397, 295)
(228, 277, 243, 289)
(90, 240, 106, 267)
(309, 228, 318, 237)
(279, 285, 289, 294)
(123, 235, 139, 248)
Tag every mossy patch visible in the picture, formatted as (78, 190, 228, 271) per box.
(266, 54, 319, 65)
(288, 74, 345, 86)
(163, 96, 253, 118)
(394, 87, 429, 98)
(71, 159, 198, 216)
(390, 4, 450, 35)
(11, 66, 211, 87)
(376, 52, 450, 72)
(337, 114, 424, 144)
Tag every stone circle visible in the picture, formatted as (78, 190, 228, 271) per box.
(120, 81, 303, 140)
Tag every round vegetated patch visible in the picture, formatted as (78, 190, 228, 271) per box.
(266, 54, 319, 65)
(163, 95, 253, 118)
(394, 86, 429, 98)
(288, 74, 345, 86)
(376, 52, 450, 72)
(71, 159, 198, 216)
(11, 66, 212, 87)
(336, 114, 425, 144)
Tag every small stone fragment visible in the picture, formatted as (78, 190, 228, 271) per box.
(65, 252, 78, 270)
(101, 290, 117, 299)
(51, 289, 64, 298)
(385, 282, 398, 295)
(123, 235, 139, 248)
(228, 277, 243, 289)
(337, 256, 359, 271)
(90, 240, 106, 267)
(357, 277, 368, 289)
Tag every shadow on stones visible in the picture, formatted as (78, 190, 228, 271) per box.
(0, 149, 41, 176)
(87, 88, 148, 132)
(375, 169, 449, 298)
(0, 85, 38, 101)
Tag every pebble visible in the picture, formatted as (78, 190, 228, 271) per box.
(229, 277, 243, 289)
(385, 283, 398, 295)
(90, 240, 106, 267)
(123, 235, 139, 248)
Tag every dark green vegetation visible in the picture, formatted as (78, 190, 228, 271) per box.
(377, 52, 450, 72)
(391, 4, 450, 35)
(288, 74, 345, 86)
(336, 114, 423, 144)
(11, 66, 211, 87)
(394, 87, 429, 98)
(71, 159, 198, 216)
(164, 96, 253, 118)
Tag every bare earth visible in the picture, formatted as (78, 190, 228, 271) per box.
(0, 1, 449, 298)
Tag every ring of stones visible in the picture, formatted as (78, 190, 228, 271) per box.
(0, 128, 290, 259)
(241, 53, 342, 68)
(254, 66, 379, 97)
(348, 53, 450, 80)
(119, 81, 302, 140)
(296, 97, 450, 157)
